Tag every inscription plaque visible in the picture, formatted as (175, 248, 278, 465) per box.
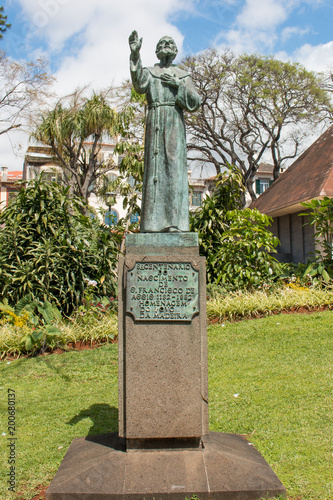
(126, 262, 199, 321)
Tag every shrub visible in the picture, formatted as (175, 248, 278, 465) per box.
(190, 166, 244, 282)
(190, 166, 282, 288)
(301, 197, 333, 263)
(283, 261, 333, 288)
(215, 208, 284, 289)
(0, 177, 123, 314)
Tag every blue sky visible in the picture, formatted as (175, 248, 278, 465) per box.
(1, 0, 333, 169)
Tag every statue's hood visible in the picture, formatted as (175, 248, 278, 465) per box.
(146, 64, 190, 80)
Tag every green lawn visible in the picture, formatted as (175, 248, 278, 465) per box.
(208, 312, 333, 499)
(1, 311, 332, 499)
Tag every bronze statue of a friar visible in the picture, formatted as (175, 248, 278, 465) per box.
(129, 31, 201, 233)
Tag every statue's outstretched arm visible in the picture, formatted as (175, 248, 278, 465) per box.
(129, 30, 149, 94)
(129, 30, 142, 65)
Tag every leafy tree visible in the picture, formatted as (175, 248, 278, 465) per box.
(300, 197, 333, 278)
(96, 86, 146, 249)
(282, 198, 333, 285)
(190, 165, 282, 287)
(182, 50, 332, 202)
(115, 83, 147, 142)
(0, 7, 51, 137)
(98, 139, 144, 249)
(0, 6, 10, 38)
(214, 209, 283, 289)
(33, 91, 131, 205)
(0, 6, 52, 137)
(0, 176, 123, 314)
(190, 166, 244, 282)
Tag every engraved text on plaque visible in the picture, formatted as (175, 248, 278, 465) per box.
(126, 262, 199, 321)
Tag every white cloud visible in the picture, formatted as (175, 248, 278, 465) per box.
(13, 0, 197, 96)
(1, 0, 197, 169)
(293, 41, 333, 72)
(13, 0, 82, 51)
(214, 0, 321, 56)
(0, 131, 29, 171)
(214, 0, 288, 54)
(220, 27, 277, 54)
(237, 0, 287, 29)
(4, 0, 332, 172)
(281, 26, 310, 42)
(53, 9, 186, 95)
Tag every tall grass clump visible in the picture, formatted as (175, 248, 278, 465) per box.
(0, 312, 118, 359)
(207, 284, 333, 322)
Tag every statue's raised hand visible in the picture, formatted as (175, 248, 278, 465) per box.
(129, 30, 142, 59)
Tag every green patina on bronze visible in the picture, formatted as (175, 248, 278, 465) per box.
(126, 232, 199, 248)
(129, 31, 201, 233)
(126, 261, 199, 321)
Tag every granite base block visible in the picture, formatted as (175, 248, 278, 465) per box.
(118, 252, 209, 440)
(45, 431, 286, 500)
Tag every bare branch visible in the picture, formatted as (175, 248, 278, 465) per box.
(182, 50, 333, 203)
(0, 51, 53, 135)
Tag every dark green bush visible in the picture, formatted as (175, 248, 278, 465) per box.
(190, 166, 244, 282)
(190, 166, 283, 289)
(214, 208, 284, 289)
(0, 177, 123, 314)
(279, 197, 333, 288)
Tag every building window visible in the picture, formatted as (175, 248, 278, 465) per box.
(41, 170, 62, 184)
(108, 173, 118, 183)
(103, 151, 112, 161)
(191, 191, 202, 206)
(106, 173, 119, 193)
(128, 175, 136, 188)
(256, 179, 270, 195)
(127, 175, 141, 193)
(7, 190, 19, 203)
(130, 212, 140, 224)
(118, 155, 125, 167)
(104, 209, 118, 226)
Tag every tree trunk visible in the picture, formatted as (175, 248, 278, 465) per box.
(246, 177, 257, 204)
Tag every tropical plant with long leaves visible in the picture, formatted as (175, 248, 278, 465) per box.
(33, 91, 132, 206)
(0, 176, 123, 314)
(301, 197, 333, 263)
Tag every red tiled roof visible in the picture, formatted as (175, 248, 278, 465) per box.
(7, 171, 23, 178)
(250, 125, 333, 216)
(257, 162, 274, 174)
(0, 170, 23, 180)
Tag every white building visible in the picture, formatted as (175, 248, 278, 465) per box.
(23, 144, 279, 222)
(23, 143, 129, 225)
(189, 174, 215, 211)
(0, 167, 23, 208)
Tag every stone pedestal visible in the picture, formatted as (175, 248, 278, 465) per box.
(45, 432, 286, 500)
(46, 233, 286, 499)
(118, 233, 209, 444)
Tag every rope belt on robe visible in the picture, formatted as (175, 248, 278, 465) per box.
(148, 102, 176, 109)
